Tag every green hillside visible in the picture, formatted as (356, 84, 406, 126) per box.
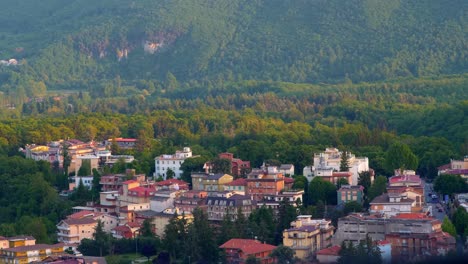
(0, 0, 466, 91)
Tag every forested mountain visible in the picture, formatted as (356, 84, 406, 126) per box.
(0, 0, 466, 93)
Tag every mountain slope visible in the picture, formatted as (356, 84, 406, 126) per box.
(0, 0, 466, 90)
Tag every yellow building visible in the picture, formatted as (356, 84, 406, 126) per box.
(204, 174, 233, 192)
(283, 216, 334, 261)
(0, 244, 63, 264)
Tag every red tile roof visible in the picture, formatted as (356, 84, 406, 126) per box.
(155, 179, 188, 186)
(389, 175, 421, 184)
(226, 178, 247, 186)
(122, 180, 138, 185)
(67, 210, 95, 219)
(62, 218, 97, 225)
(317, 245, 341, 256)
(219, 239, 276, 255)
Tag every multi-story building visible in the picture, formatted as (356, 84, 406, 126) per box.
(438, 156, 468, 181)
(278, 164, 295, 176)
(56, 218, 97, 244)
(369, 193, 415, 217)
(0, 236, 36, 249)
(303, 148, 370, 185)
(204, 153, 251, 177)
(56, 211, 118, 243)
(105, 138, 137, 149)
(337, 185, 364, 205)
(246, 167, 285, 201)
(99, 170, 146, 192)
(256, 190, 304, 214)
(118, 203, 151, 224)
(0, 244, 63, 264)
(282, 215, 335, 260)
(332, 213, 456, 262)
(154, 147, 196, 179)
(224, 178, 248, 195)
(135, 208, 193, 237)
(191, 173, 234, 192)
(119, 180, 156, 206)
(219, 239, 277, 264)
(174, 190, 208, 214)
(149, 190, 183, 213)
(206, 192, 256, 221)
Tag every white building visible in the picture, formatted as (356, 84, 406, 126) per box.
(154, 147, 196, 179)
(303, 148, 369, 185)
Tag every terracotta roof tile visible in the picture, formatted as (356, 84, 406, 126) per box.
(317, 245, 341, 256)
(219, 239, 276, 255)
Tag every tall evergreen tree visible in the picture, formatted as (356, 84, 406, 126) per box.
(340, 151, 351, 172)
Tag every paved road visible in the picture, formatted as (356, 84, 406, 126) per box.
(424, 182, 447, 221)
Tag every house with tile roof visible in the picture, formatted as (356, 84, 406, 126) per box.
(154, 147, 197, 179)
(0, 244, 64, 264)
(283, 215, 335, 261)
(219, 239, 276, 264)
(191, 173, 234, 192)
(246, 166, 285, 201)
(369, 193, 415, 217)
(174, 190, 208, 214)
(316, 245, 341, 263)
(206, 192, 256, 221)
(224, 178, 248, 194)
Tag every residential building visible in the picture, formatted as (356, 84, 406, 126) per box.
(191, 173, 208, 191)
(438, 156, 468, 181)
(283, 216, 335, 260)
(104, 155, 135, 167)
(337, 185, 364, 205)
(369, 193, 415, 217)
(118, 203, 151, 224)
(149, 190, 183, 212)
(71, 175, 94, 190)
(256, 190, 304, 214)
(332, 213, 456, 262)
(303, 148, 370, 185)
(378, 240, 392, 264)
(278, 164, 295, 176)
(0, 244, 63, 264)
(204, 174, 234, 192)
(5, 236, 36, 248)
(246, 167, 285, 201)
(191, 173, 234, 192)
(206, 192, 256, 221)
(111, 222, 141, 239)
(57, 211, 118, 243)
(95, 191, 119, 214)
(105, 138, 137, 149)
(204, 152, 251, 177)
(155, 179, 189, 191)
(174, 190, 208, 214)
(219, 239, 276, 264)
(154, 147, 196, 179)
(0, 238, 6, 250)
(224, 178, 248, 195)
(119, 180, 156, 206)
(56, 218, 97, 244)
(99, 170, 146, 192)
(316, 245, 341, 264)
(135, 208, 193, 237)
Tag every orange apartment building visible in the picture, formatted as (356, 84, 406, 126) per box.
(246, 167, 285, 201)
(0, 244, 63, 264)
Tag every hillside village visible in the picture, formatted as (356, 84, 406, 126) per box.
(1, 139, 465, 263)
